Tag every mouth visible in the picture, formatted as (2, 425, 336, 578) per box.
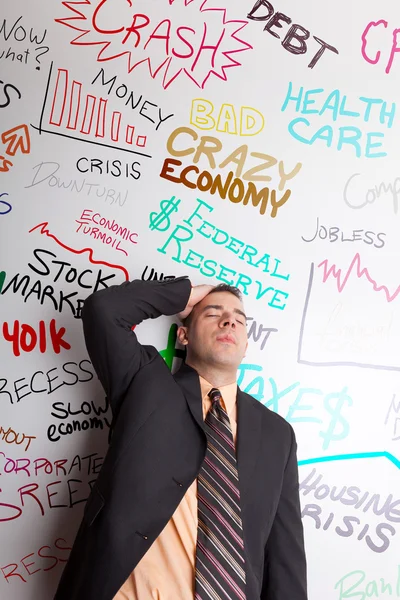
(216, 336, 236, 345)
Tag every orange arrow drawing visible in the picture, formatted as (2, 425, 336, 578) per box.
(1, 124, 30, 156)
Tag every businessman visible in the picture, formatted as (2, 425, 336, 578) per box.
(54, 276, 307, 600)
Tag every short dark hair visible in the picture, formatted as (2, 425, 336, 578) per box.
(181, 283, 242, 327)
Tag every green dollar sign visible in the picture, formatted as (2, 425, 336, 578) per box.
(149, 196, 181, 232)
(320, 386, 353, 450)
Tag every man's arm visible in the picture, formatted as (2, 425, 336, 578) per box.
(262, 426, 308, 599)
(81, 277, 192, 414)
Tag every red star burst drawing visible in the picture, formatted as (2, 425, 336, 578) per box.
(56, 0, 253, 89)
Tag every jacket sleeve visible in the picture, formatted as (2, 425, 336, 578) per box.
(81, 276, 192, 414)
(261, 426, 308, 599)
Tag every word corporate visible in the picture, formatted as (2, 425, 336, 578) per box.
(282, 82, 396, 158)
(160, 126, 302, 218)
(150, 196, 290, 310)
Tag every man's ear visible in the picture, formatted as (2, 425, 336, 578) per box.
(177, 325, 189, 346)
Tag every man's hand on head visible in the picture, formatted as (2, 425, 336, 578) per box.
(178, 284, 214, 320)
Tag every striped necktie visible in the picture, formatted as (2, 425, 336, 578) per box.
(195, 387, 246, 600)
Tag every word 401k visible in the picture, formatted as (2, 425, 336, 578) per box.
(2, 319, 71, 357)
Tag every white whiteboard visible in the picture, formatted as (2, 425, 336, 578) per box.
(1, 0, 400, 598)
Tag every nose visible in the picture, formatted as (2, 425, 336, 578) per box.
(219, 314, 236, 329)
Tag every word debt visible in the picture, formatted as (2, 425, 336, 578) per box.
(190, 99, 265, 136)
(281, 82, 396, 158)
(247, 0, 338, 68)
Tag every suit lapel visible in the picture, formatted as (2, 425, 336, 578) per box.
(173, 361, 205, 432)
(236, 388, 262, 501)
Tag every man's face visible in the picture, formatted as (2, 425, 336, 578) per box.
(177, 291, 248, 370)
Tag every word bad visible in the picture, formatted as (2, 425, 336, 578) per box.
(190, 99, 264, 136)
(281, 82, 395, 158)
(362, 19, 400, 75)
(301, 216, 386, 248)
(1, 538, 70, 583)
(247, 0, 338, 68)
(2, 319, 70, 357)
(0, 426, 35, 452)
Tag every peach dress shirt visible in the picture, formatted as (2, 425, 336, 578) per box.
(113, 376, 238, 600)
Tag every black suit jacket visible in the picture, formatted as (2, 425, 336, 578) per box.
(54, 276, 307, 600)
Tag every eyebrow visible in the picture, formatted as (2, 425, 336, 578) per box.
(202, 304, 247, 320)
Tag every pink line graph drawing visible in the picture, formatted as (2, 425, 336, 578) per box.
(318, 253, 400, 303)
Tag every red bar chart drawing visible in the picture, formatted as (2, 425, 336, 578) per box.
(32, 62, 152, 158)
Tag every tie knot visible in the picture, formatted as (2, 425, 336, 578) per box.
(208, 388, 221, 406)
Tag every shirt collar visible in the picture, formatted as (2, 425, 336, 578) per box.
(198, 375, 237, 417)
